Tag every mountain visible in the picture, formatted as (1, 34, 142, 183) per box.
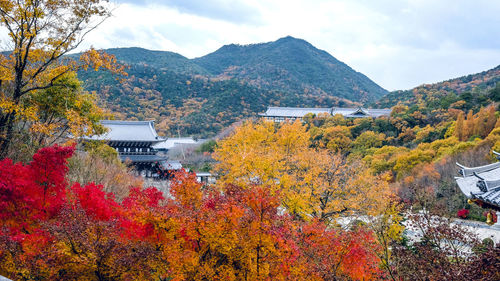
(193, 36, 387, 102)
(375, 65, 500, 109)
(102, 47, 208, 75)
(78, 37, 388, 137)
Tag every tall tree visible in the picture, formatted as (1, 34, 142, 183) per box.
(213, 120, 392, 222)
(454, 111, 465, 141)
(0, 0, 123, 157)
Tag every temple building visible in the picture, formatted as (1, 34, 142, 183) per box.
(88, 120, 175, 178)
(153, 137, 202, 152)
(259, 106, 392, 122)
(455, 152, 500, 224)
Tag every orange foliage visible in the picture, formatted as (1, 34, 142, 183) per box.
(455, 106, 498, 141)
(1, 146, 384, 280)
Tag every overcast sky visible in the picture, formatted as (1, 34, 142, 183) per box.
(78, 0, 500, 90)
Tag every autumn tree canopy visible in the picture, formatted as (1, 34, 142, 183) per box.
(0, 144, 387, 280)
(0, 0, 124, 157)
(213, 120, 392, 222)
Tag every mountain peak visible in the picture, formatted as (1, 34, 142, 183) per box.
(270, 36, 312, 49)
(276, 35, 299, 42)
(214, 36, 309, 53)
(193, 37, 387, 102)
(275, 35, 306, 44)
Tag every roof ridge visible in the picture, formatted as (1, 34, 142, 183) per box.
(268, 106, 331, 110)
(101, 120, 155, 124)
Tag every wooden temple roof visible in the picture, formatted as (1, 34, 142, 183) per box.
(258, 106, 392, 118)
(88, 120, 164, 144)
(456, 153, 500, 211)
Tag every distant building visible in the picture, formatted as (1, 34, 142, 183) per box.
(88, 120, 171, 178)
(259, 106, 392, 122)
(153, 137, 201, 151)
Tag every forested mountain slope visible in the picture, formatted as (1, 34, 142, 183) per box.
(193, 36, 387, 102)
(375, 65, 500, 109)
(78, 37, 387, 137)
(103, 47, 209, 75)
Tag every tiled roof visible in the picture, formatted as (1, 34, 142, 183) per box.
(89, 120, 163, 142)
(360, 108, 393, 118)
(259, 107, 391, 118)
(153, 137, 200, 150)
(456, 157, 500, 208)
(260, 107, 332, 118)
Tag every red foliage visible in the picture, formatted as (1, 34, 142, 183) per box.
(121, 187, 165, 240)
(295, 221, 382, 280)
(123, 186, 164, 209)
(0, 145, 384, 280)
(457, 208, 469, 219)
(0, 145, 73, 237)
(70, 182, 121, 221)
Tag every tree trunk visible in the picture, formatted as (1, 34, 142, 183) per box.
(0, 66, 24, 157)
(0, 111, 15, 157)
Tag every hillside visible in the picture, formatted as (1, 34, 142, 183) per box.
(78, 37, 387, 137)
(375, 65, 500, 109)
(103, 47, 209, 75)
(79, 64, 356, 137)
(193, 36, 387, 102)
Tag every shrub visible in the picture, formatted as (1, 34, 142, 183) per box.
(457, 208, 469, 219)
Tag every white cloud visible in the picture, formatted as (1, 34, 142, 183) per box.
(77, 0, 500, 90)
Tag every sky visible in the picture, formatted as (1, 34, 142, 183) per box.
(77, 0, 500, 90)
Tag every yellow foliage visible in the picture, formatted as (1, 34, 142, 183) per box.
(351, 131, 386, 156)
(370, 201, 404, 276)
(214, 120, 392, 222)
(415, 124, 435, 143)
(364, 145, 410, 174)
(323, 125, 352, 152)
(393, 149, 434, 178)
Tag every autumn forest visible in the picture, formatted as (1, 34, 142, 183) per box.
(1, 1, 500, 281)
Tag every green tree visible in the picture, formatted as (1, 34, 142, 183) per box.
(351, 131, 386, 156)
(25, 72, 108, 147)
(489, 82, 500, 101)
